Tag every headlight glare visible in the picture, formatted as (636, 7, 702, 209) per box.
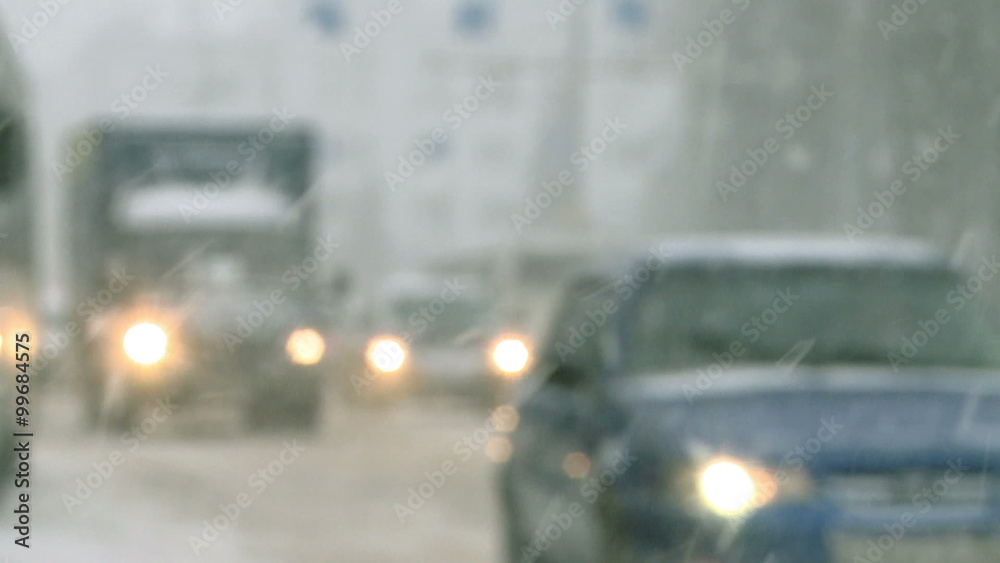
(123, 323, 168, 365)
(286, 328, 325, 365)
(365, 336, 407, 373)
(699, 460, 757, 515)
(490, 337, 530, 377)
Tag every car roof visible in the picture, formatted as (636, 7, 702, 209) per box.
(618, 367, 1000, 402)
(636, 234, 952, 270)
(561, 235, 956, 293)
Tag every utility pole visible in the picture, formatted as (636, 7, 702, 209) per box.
(527, 1, 593, 238)
(422, 4, 678, 243)
(421, 5, 685, 247)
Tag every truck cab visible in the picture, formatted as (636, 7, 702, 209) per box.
(66, 119, 327, 431)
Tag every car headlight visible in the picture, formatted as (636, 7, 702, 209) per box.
(286, 328, 325, 366)
(123, 323, 168, 365)
(698, 459, 779, 517)
(365, 336, 407, 373)
(0, 308, 37, 354)
(490, 337, 531, 377)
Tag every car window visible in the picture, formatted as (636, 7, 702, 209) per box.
(629, 263, 1000, 375)
(540, 278, 619, 382)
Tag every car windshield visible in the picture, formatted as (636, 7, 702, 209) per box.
(113, 230, 304, 288)
(630, 264, 1000, 374)
(389, 296, 486, 345)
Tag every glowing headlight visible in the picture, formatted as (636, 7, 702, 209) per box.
(490, 337, 530, 377)
(365, 336, 407, 373)
(699, 460, 757, 515)
(286, 328, 325, 366)
(123, 323, 168, 365)
(694, 458, 795, 517)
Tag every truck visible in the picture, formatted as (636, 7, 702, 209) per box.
(66, 118, 327, 432)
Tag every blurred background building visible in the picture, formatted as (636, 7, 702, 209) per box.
(4, 0, 998, 317)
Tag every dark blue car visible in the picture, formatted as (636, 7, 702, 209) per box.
(498, 237, 1000, 563)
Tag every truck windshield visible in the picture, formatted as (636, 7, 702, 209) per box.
(113, 230, 304, 287)
(105, 133, 310, 197)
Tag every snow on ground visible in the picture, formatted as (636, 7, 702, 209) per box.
(0, 390, 501, 562)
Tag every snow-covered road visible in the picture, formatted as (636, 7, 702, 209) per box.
(0, 390, 501, 562)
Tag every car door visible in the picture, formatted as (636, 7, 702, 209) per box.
(505, 277, 617, 562)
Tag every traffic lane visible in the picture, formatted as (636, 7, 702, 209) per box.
(0, 392, 501, 562)
(223, 401, 504, 562)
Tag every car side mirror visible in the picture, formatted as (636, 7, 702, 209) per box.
(0, 115, 27, 196)
(546, 361, 590, 389)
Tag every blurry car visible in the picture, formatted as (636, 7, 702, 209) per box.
(498, 236, 1000, 562)
(354, 272, 531, 404)
(412, 238, 627, 405)
(66, 119, 328, 432)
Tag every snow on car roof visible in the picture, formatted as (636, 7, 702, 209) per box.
(112, 183, 299, 229)
(641, 234, 950, 269)
(621, 366, 1000, 403)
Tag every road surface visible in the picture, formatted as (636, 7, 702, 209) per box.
(0, 389, 503, 562)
